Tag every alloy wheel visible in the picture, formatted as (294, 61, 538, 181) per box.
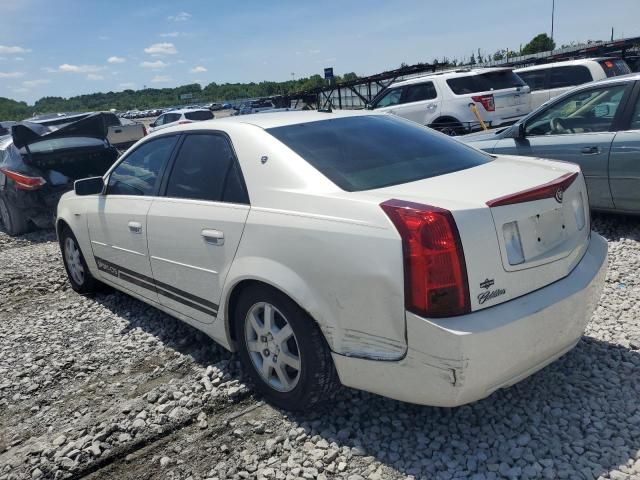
(244, 301, 301, 392)
(64, 237, 85, 286)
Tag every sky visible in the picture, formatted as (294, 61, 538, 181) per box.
(1, 0, 639, 104)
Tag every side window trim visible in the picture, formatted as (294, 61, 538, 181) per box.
(105, 133, 181, 197)
(159, 130, 250, 205)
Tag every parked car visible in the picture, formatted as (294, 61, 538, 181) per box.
(0, 113, 119, 235)
(461, 73, 640, 213)
(56, 110, 606, 410)
(27, 112, 146, 151)
(516, 58, 632, 110)
(369, 68, 531, 135)
(237, 100, 281, 115)
(148, 108, 214, 133)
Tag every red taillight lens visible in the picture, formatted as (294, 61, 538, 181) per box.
(0, 168, 46, 191)
(486, 172, 578, 207)
(471, 94, 495, 112)
(381, 199, 470, 318)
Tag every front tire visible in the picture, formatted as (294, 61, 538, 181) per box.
(236, 285, 339, 411)
(0, 195, 29, 236)
(432, 119, 465, 136)
(60, 226, 99, 294)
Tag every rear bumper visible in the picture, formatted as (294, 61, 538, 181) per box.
(333, 233, 608, 407)
(2, 184, 70, 227)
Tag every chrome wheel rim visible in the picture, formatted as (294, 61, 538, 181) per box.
(244, 302, 301, 392)
(64, 237, 85, 285)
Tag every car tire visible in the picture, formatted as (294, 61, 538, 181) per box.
(0, 195, 30, 236)
(60, 226, 100, 294)
(235, 284, 340, 411)
(432, 119, 465, 136)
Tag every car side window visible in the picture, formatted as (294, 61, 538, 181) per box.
(525, 85, 627, 136)
(155, 115, 165, 126)
(107, 135, 178, 196)
(374, 88, 402, 108)
(165, 133, 249, 204)
(548, 66, 593, 89)
(518, 70, 547, 91)
(403, 82, 437, 103)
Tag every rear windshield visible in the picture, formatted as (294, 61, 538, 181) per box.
(599, 59, 632, 77)
(184, 110, 214, 121)
(447, 70, 526, 95)
(266, 115, 492, 192)
(20, 137, 105, 154)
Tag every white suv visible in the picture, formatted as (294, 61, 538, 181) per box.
(370, 68, 530, 135)
(149, 108, 214, 133)
(516, 58, 631, 110)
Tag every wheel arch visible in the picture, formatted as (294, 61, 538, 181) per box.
(211, 259, 334, 353)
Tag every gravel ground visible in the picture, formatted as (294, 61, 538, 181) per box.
(1, 213, 639, 480)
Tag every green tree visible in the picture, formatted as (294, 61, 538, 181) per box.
(469, 53, 476, 65)
(522, 33, 556, 55)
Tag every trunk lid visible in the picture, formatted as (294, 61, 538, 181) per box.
(12, 112, 110, 149)
(359, 155, 590, 312)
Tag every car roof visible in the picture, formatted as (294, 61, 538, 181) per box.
(388, 67, 514, 88)
(166, 108, 210, 114)
(152, 110, 379, 134)
(515, 57, 618, 72)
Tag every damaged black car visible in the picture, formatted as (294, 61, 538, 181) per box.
(0, 113, 119, 235)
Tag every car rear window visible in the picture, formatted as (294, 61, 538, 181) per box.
(598, 59, 632, 77)
(21, 137, 105, 154)
(446, 70, 526, 95)
(266, 115, 492, 192)
(548, 65, 593, 88)
(184, 110, 214, 121)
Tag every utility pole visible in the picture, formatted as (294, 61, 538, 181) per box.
(551, 0, 555, 44)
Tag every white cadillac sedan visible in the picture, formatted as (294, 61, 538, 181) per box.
(56, 110, 607, 411)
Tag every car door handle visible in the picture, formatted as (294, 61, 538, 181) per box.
(128, 221, 142, 234)
(581, 146, 600, 155)
(201, 229, 224, 246)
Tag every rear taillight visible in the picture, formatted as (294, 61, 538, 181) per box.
(142, 125, 148, 136)
(0, 168, 46, 191)
(486, 172, 578, 207)
(381, 199, 470, 318)
(471, 94, 495, 112)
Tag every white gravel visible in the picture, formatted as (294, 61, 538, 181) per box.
(1, 213, 639, 480)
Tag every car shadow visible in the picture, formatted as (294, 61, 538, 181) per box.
(0, 225, 57, 245)
(93, 286, 640, 479)
(592, 212, 640, 242)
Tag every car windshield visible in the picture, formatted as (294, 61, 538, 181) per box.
(447, 70, 526, 95)
(184, 110, 214, 121)
(267, 115, 492, 192)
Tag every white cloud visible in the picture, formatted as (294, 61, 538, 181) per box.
(140, 60, 168, 70)
(144, 42, 178, 56)
(42, 66, 57, 73)
(87, 73, 103, 80)
(160, 32, 181, 37)
(167, 12, 191, 21)
(0, 45, 30, 55)
(23, 79, 50, 87)
(190, 66, 207, 73)
(0, 71, 24, 78)
(151, 75, 171, 83)
(59, 64, 104, 73)
(119, 82, 136, 89)
(107, 56, 126, 64)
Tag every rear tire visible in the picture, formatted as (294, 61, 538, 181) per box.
(0, 195, 30, 236)
(60, 226, 99, 294)
(235, 285, 339, 411)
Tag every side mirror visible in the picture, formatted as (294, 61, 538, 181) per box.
(515, 123, 526, 139)
(74, 176, 104, 196)
(149, 121, 156, 128)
